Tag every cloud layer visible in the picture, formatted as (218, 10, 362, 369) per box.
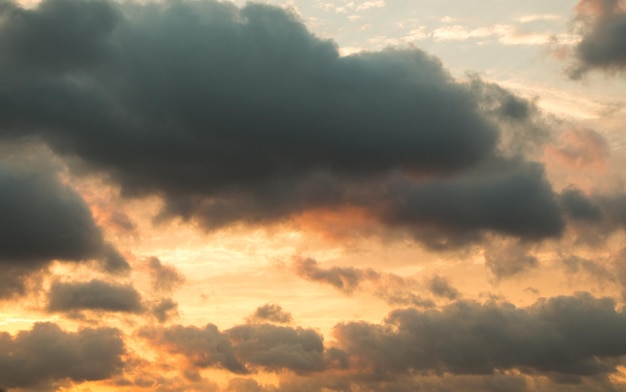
(0, 0, 569, 247)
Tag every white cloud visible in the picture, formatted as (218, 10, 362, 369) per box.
(356, 0, 385, 11)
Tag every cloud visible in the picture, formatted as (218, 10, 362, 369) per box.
(151, 297, 179, 323)
(139, 324, 247, 374)
(427, 275, 459, 299)
(292, 258, 437, 307)
(570, 0, 626, 76)
(47, 279, 144, 313)
(0, 0, 565, 246)
(293, 257, 380, 294)
(332, 293, 626, 378)
(247, 303, 293, 324)
(228, 324, 325, 373)
(150, 298, 178, 323)
(0, 160, 128, 299)
(140, 321, 326, 374)
(545, 128, 610, 171)
(147, 257, 185, 294)
(484, 241, 539, 279)
(0, 322, 125, 390)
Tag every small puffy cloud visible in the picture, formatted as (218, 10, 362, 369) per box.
(427, 275, 460, 300)
(0, 0, 566, 248)
(247, 303, 293, 324)
(151, 297, 179, 323)
(292, 257, 437, 307)
(147, 257, 185, 294)
(484, 241, 539, 279)
(293, 257, 379, 294)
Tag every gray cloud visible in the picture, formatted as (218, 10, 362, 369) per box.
(0, 161, 128, 299)
(0, 0, 565, 245)
(332, 293, 626, 378)
(247, 304, 293, 324)
(293, 257, 380, 294)
(141, 321, 326, 374)
(293, 257, 438, 307)
(571, 0, 626, 77)
(139, 324, 247, 374)
(151, 297, 179, 323)
(47, 279, 143, 313)
(147, 257, 185, 294)
(0, 322, 125, 390)
(228, 324, 325, 373)
(427, 275, 460, 299)
(484, 242, 539, 279)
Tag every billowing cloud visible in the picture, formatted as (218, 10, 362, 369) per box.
(332, 293, 626, 377)
(571, 0, 626, 76)
(0, 160, 128, 299)
(0, 322, 125, 390)
(228, 324, 325, 373)
(0, 0, 566, 246)
(47, 279, 144, 313)
(141, 321, 326, 374)
(247, 303, 293, 324)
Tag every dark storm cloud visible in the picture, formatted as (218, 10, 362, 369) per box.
(47, 279, 143, 313)
(247, 303, 293, 324)
(0, 161, 128, 299)
(0, 322, 125, 390)
(0, 0, 564, 244)
(571, 0, 626, 77)
(332, 293, 626, 377)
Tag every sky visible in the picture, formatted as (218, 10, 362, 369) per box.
(1, 0, 626, 391)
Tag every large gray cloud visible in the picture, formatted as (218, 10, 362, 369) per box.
(141, 321, 326, 374)
(0, 0, 565, 245)
(332, 293, 626, 378)
(139, 324, 247, 374)
(47, 279, 144, 313)
(571, 0, 626, 77)
(0, 160, 128, 299)
(0, 322, 125, 390)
